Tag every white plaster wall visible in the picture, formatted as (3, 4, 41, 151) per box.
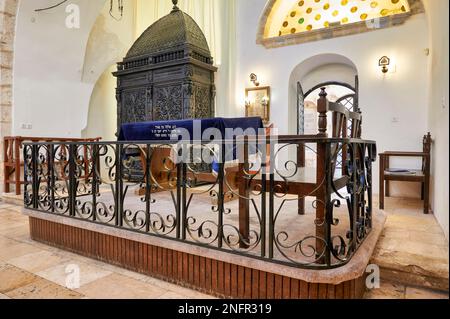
(235, 0, 430, 198)
(13, 0, 107, 137)
(82, 65, 117, 141)
(423, 0, 449, 239)
(81, 0, 136, 85)
(81, 0, 136, 140)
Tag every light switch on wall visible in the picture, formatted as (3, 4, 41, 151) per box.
(21, 123, 33, 130)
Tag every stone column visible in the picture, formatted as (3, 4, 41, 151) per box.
(0, 0, 18, 194)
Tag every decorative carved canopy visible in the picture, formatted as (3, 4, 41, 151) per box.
(114, 0, 217, 136)
(126, 6, 212, 61)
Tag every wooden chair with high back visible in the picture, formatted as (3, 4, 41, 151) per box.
(237, 87, 366, 260)
(379, 133, 432, 214)
(297, 88, 359, 215)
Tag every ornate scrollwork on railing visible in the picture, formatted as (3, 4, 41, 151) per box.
(23, 137, 376, 270)
(23, 145, 34, 208)
(270, 142, 330, 266)
(183, 143, 221, 245)
(121, 143, 179, 236)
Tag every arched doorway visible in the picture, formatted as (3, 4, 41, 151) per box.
(298, 79, 359, 136)
(288, 53, 358, 136)
(288, 54, 358, 170)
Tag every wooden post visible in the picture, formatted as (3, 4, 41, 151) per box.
(385, 156, 390, 197)
(316, 88, 328, 263)
(423, 132, 432, 214)
(424, 153, 430, 214)
(14, 137, 21, 195)
(341, 117, 348, 176)
(379, 154, 385, 210)
(317, 88, 329, 137)
(4, 137, 10, 193)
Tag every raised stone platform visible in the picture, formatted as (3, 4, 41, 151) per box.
(23, 207, 387, 299)
(370, 198, 449, 292)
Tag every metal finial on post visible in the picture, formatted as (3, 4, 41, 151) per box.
(172, 0, 179, 11)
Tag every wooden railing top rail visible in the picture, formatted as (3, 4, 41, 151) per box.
(3, 136, 102, 195)
(4, 136, 102, 143)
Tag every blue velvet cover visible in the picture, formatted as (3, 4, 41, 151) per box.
(118, 117, 264, 173)
(118, 117, 264, 142)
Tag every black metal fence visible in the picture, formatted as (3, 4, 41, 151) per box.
(23, 136, 376, 270)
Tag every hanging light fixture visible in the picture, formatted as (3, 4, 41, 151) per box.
(109, 0, 124, 21)
(35, 0, 69, 12)
(35, 0, 125, 21)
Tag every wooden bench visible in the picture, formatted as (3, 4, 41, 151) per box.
(379, 133, 432, 214)
(3, 136, 101, 195)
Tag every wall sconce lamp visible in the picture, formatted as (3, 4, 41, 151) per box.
(245, 95, 269, 107)
(379, 56, 391, 74)
(250, 73, 260, 87)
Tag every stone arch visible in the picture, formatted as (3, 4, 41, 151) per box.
(256, 0, 425, 49)
(288, 53, 358, 135)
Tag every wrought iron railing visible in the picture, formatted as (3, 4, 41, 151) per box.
(23, 136, 376, 270)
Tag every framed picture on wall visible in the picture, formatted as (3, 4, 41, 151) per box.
(245, 86, 271, 124)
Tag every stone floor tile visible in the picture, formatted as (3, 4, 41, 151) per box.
(6, 277, 84, 299)
(373, 248, 449, 279)
(405, 286, 449, 299)
(183, 291, 216, 299)
(0, 241, 41, 262)
(92, 262, 155, 282)
(7, 250, 71, 273)
(0, 225, 30, 239)
(36, 260, 112, 289)
(0, 264, 39, 294)
(0, 221, 27, 232)
(75, 273, 167, 299)
(425, 225, 448, 236)
(0, 236, 16, 247)
(364, 282, 405, 299)
(158, 291, 188, 299)
(376, 238, 448, 261)
(408, 231, 448, 247)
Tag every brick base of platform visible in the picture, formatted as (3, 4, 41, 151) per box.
(29, 216, 368, 299)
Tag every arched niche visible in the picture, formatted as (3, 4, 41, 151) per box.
(288, 53, 358, 135)
(257, 0, 425, 49)
(82, 64, 118, 141)
(81, 0, 136, 139)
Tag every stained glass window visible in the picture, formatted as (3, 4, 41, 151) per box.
(278, 0, 410, 36)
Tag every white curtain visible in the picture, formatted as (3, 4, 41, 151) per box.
(134, 0, 237, 117)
